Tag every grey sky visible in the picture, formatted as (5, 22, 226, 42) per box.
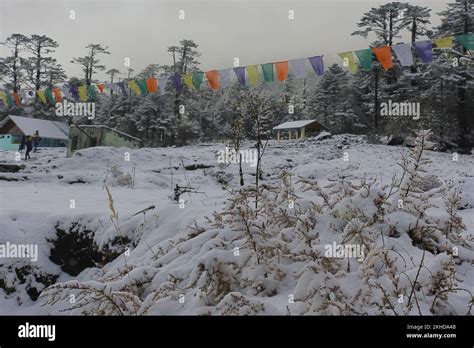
(1, 0, 450, 83)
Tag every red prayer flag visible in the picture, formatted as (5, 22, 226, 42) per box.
(274, 61, 289, 81)
(371, 46, 394, 70)
(205, 70, 220, 91)
(12, 91, 21, 106)
(146, 78, 158, 93)
(52, 87, 62, 102)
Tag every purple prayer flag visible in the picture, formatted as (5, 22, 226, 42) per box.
(69, 85, 80, 100)
(106, 83, 118, 92)
(308, 56, 324, 76)
(233, 67, 246, 85)
(0, 99, 4, 109)
(290, 58, 307, 78)
(392, 43, 414, 66)
(219, 69, 231, 88)
(117, 81, 127, 96)
(171, 74, 183, 91)
(413, 40, 433, 63)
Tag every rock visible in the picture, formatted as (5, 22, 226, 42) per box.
(0, 163, 24, 173)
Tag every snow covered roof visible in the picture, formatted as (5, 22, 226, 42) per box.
(273, 119, 320, 130)
(1, 115, 69, 140)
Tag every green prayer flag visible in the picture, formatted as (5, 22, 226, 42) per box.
(45, 88, 55, 105)
(456, 33, 474, 50)
(261, 63, 274, 82)
(6, 92, 13, 106)
(354, 49, 373, 71)
(87, 85, 97, 100)
(193, 72, 204, 89)
(136, 80, 148, 95)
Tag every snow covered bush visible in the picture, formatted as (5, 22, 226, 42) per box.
(39, 130, 473, 315)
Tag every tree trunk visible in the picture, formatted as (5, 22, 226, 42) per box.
(374, 68, 379, 129)
(239, 153, 244, 186)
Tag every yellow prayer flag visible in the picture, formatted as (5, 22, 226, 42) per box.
(338, 52, 357, 73)
(127, 81, 141, 96)
(246, 65, 260, 86)
(435, 37, 453, 49)
(36, 90, 47, 104)
(0, 92, 7, 106)
(183, 74, 195, 90)
(78, 85, 88, 101)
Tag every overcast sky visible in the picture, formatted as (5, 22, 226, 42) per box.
(0, 0, 450, 82)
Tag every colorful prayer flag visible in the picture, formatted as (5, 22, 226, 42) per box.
(392, 43, 414, 66)
(37, 90, 47, 104)
(246, 65, 260, 86)
(434, 37, 453, 49)
(45, 88, 55, 105)
(456, 33, 474, 50)
(171, 74, 183, 91)
(128, 80, 141, 95)
(158, 77, 168, 95)
(146, 78, 158, 93)
(413, 40, 433, 63)
(183, 74, 195, 90)
(233, 67, 246, 86)
(87, 84, 97, 100)
(338, 52, 357, 73)
(0, 92, 8, 107)
(193, 72, 204, 89)
(60, 87, 72, 99)
(205, 70, 220, 91)
(261, 63, 274, 82)
(6, 92, 13, 106)
(354, 49, 373, 71)
(117, 81, 127, 96)
(136, 80, 148, 95)
(106, 83, 117, 92)
(69, 85, 80, 100)
(372, 46, 394, 70)
(12, 92, 21, 106)
(78, 85, 88, 101)
(22, 90, 36, 102)
(290, 58, 307, 78)
(275, 61, 289, 81)
(97, 83, 106, 93)
(52, 87, 62, 102)
(308, 55, 324, 75)
(219, 69, 231, 88)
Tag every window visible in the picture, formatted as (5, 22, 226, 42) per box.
(71, 136, 78, 150)
(11, 135, 22, 144)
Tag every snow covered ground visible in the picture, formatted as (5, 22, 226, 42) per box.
(0, 134, 473, 315)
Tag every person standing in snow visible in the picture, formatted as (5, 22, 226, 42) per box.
(18, 135, 26, 152)
(25, 136, 33, 160)
(33, 130, 41, 152)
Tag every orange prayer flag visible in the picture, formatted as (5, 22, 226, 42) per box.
(371, 46, 394, 70)
(146, 78, 158, 93)
(205, 70, 220, 91)
(12, 91, 21, 106)
(274, 61, 289, 81)
(52, 87, 62, 102)
(97, 83, 106, 93)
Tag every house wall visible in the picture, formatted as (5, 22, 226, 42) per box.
(0, 120, 23, 135)
(101, 129, 141, 149)
(67, 126, 102, 157)
(0, 134, 21, 150)
(67, 126, 141, 157)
